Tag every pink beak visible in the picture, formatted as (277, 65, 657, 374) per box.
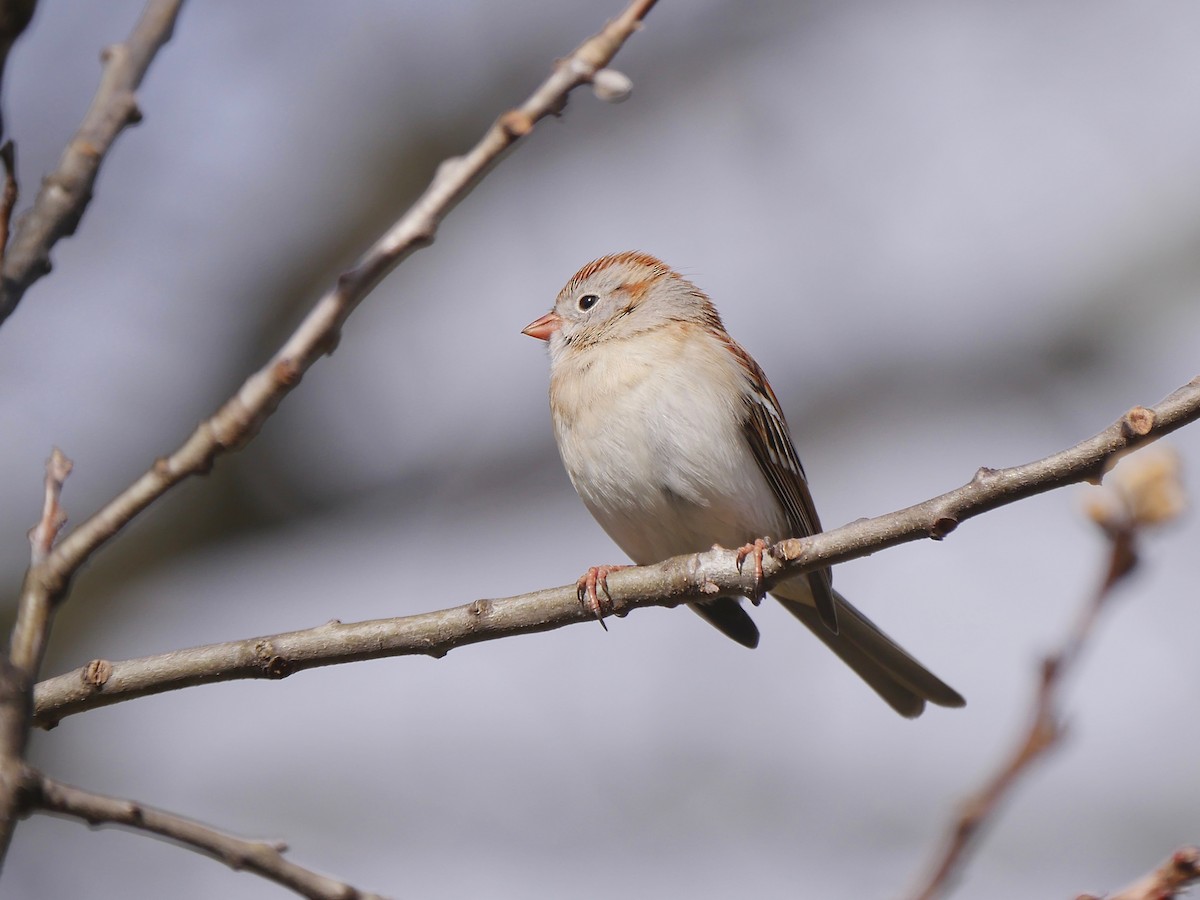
(521, 310, 562, 342)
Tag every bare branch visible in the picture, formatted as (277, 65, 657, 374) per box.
(0, 0, 184, 328)
(0, 0, 658, 865)
(35, 0, 659, 604)
(0, 140, 17, 265)
(906, 448, 1186, 900)
(1079, 847, 1200, 900)
(0, 0, 37, 141)
(34, 380, 1200, 728)
(27, 447, 72, 564)
(0, 447, 74, 867)
(23, 768, 386, 900)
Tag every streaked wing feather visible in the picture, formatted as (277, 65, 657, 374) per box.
(729, 340, 840, 633)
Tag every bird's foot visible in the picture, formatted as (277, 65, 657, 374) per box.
(576, 565, 629, 629)
(734, 538, 771, 605)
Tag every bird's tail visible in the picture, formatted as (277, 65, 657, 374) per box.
(778, 590, 965, 718)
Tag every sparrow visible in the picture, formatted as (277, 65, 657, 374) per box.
(523, 252, 964, 717)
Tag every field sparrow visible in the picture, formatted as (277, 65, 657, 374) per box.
(523, 252, 964, 717)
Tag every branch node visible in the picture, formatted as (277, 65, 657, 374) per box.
(499, 109, 535, 138)
(591, 67, 633, 102)
(929, 516, 959, 540)
(253, 640, 293, 679)
(971, 466, 997, 484)
(82, 659, 112, 688)
(272, 356, 302, 388)
(469, 598, 492, 618)
(1122, 405, 1157, 438)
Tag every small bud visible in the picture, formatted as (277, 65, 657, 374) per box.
(1086, 445, 1186, 531)
(1117, 446, 1186, 527)
(592, 68, 633, 103)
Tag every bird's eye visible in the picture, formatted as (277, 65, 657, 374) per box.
(577, 294, 599, 311)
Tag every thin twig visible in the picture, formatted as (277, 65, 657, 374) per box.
(0, 140, 17, 266)
(0, 0, 37, 142)
(1079, 847, 1200, 900)
(0, 0, 184, 328)
(35, 0, 658, 598)
(906, 450, 1184, 900)
(27, 447, 72, 564)
(0, 448, 74, 868)
(33, 381, 1200, 728)
(23, 768, 385, 900)
(0, 0, 658, 866)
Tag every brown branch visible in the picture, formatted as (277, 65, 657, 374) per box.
(0, 0, 37, 142)
(0, 0, 658, 866)
(27, 446, 72, 564)
(34, 0, 659, 605)
(0, 448, 74, 866)
(1079, 847, 1200, 900)
(0, 140, 17, 265)
(905, 448, 1184, 900)
(33, 379, 1200, 728)
(0, 0, 183, 328)
(22, 768, 386, 900)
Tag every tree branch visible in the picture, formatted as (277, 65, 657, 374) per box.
(34, 0, 659, 605)
(34, 378, 1200, 728)
(0, 0, 184, 328)
(0, 449, 74, 865)
(0, 0, 37, 142)
(23, 768, 386, 900)
(0, 140, 18, 266)
(1080, 847, 1200, 900)
(906, 446, 1185, 900)
(0, 0, 658, 866)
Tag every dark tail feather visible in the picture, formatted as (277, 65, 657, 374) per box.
(778, 591, 965, 718)
(688, 598, 760, 649)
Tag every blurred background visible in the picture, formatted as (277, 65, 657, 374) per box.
(1, 1, 1198, 897)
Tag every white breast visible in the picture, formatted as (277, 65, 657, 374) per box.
(549, 323, 788, 565)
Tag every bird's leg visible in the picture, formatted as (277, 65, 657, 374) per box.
(733, 537, 771, 605)
(576, 565, 629, 629)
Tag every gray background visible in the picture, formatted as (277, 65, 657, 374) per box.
(1, 2, 1198, 897)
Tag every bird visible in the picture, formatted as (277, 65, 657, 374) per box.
(522, 252, 964, 718)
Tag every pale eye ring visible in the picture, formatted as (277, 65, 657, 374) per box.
(577, 294, 599, 311)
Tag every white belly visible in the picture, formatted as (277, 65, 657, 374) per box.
(549, 326, 788, 565)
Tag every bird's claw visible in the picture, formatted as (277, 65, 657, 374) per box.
(576, 565, 629, 630)
(734, 538, 771, 605)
